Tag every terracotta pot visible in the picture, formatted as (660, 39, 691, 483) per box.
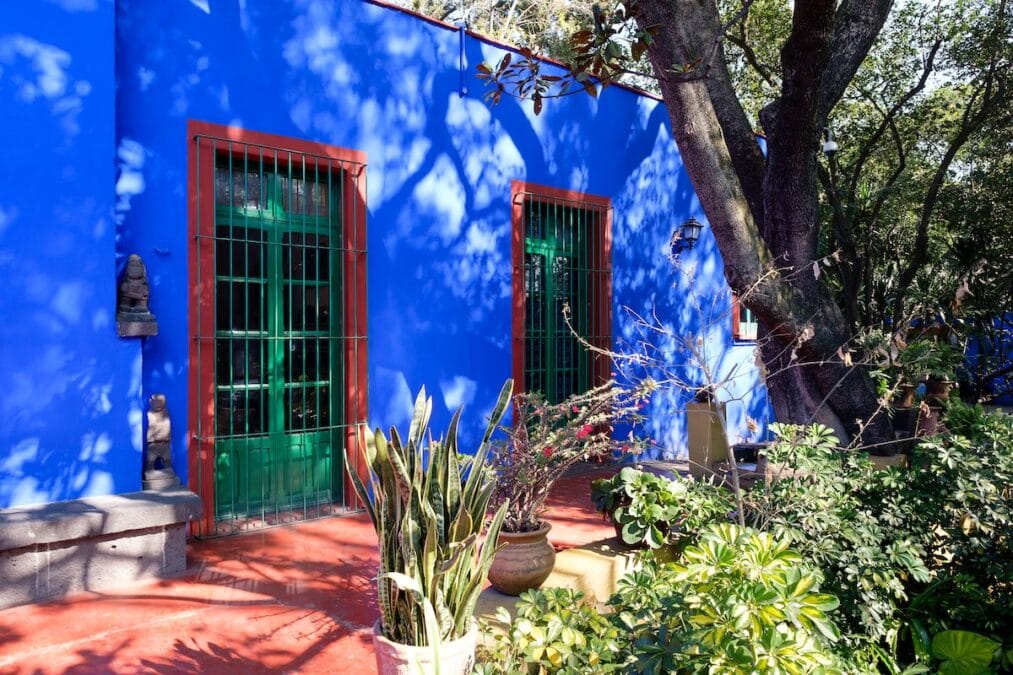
(924, 378, 954, 402)
(895, 383, 918, 408)
(488, 521, 555, 596)
(372, 620, 477, 675)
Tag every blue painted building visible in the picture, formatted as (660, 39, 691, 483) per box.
(0, 0, 770, 532)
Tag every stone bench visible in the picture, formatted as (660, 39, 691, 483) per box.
(0, 488, 201, 609)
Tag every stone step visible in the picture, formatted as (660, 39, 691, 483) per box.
(475, 536, 637, 634)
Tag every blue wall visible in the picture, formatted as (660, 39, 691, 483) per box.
(0, 0, 142, 508)
(0, 0, 769, 508)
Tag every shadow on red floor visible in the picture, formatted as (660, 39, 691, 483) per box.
(0, 467, 617, 674)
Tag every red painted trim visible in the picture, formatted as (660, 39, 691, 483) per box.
(510, 179, 613, 395)
(731, 292, 742, 340)
(598, 206, 613, 385)
(186, 120, 369, 531)
(187, 120, 366, 166)
(342, 159, 369, 509)
(510, 182, 527, 396)
(187, 121, 218, 535)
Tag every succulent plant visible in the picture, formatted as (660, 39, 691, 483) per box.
(346, 380, 513, 647)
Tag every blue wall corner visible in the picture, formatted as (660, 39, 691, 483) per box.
(0, 0, 770, 508)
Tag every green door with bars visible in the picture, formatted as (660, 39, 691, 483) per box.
(523, 201, 595, 403)
(213, 160, 342, 520)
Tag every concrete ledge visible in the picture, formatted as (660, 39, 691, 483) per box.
(0, 489, 201, 609)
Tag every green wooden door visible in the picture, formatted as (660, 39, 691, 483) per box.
(523, 201, 591, 402)
(213, 161, 342, 520)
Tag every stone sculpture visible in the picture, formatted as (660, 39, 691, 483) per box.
(143, 393, 180, 490)
(117, 254, 158, 336)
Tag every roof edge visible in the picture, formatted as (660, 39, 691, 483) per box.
(363, 0, 663, 103)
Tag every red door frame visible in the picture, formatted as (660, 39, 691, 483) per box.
(186, 120, 369, 534)
(510, 179, 612, 395)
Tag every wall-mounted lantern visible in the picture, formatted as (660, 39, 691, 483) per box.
(822, 126, 839, 157)
(670, 217, 704, 261)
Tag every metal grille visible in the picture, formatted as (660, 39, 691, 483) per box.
(519, 194, 610, 402)
(191, 133, 367, 536)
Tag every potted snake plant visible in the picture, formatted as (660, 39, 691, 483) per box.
(346, 380, 512, 675)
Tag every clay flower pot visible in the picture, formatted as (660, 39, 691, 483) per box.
(895, 383, 918, 408)
(372, 620, 477, 675)
(924, 378, 954, 402)
(487, 521, 556, 596)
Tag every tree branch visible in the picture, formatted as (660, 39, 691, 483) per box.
(845, 39, 941, 204)
(891, 69, 1010, 325)
(816, 0, 896, 125)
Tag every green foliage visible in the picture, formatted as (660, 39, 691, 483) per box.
(475, 588, 627, 674)
(746, 424, 932, 642)
(746, 414, 1011, 669)
(490, 381, 650, 532)
(590, 467, 732, 549)
(931, 630, 1001, 675)
(479, 524, 848, 674)
(622, 525, 845, 674)
(876, 403, 1013, 642)
(345, 380, 512, 647)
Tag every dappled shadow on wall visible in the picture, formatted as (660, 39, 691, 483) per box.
(0, 18, 141, 506)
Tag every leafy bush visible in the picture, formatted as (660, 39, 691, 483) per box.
(477, 524, 847, 674)
(744, 414, 1011, 669)
(475, 588, 627, 674)
(745, 424, 931, 642)
(590, 467, 733, 550)
(614, 524, 846, 674)
(870, 402, 1013, 651)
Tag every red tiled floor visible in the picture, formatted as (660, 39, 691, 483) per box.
(0, 467, 618, 674)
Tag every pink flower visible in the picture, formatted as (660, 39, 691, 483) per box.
(572, 406, 580, 414)
(543, 446, 553, 458)
(577, 424, 593, 439)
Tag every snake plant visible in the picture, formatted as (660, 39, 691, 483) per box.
(347, 379, 512, 647)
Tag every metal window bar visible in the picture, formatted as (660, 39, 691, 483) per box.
(517, 192, 610, 403)
(193, 133, 367, 536)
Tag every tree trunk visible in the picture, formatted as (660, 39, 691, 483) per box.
(636, 0, 895, 451)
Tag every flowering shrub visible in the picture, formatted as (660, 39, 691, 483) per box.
(489, 380, 652, 532)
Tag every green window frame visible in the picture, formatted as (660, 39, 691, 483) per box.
(512, 182, 612, 403)
(189, 122, 368, 537)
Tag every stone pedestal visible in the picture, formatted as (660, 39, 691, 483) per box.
(686, 401, 727, 479)
(142, 469, 181, 491)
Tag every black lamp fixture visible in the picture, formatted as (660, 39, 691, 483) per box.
(670, 217, 704, 260)
(822, 126, 839, 157)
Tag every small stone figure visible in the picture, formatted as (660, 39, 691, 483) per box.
(117, 254, 158, 337)
(143, 393, 180, 490)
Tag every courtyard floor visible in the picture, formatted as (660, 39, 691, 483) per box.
(0, 467, 623, 674)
